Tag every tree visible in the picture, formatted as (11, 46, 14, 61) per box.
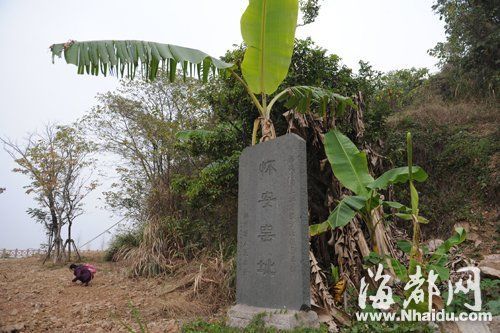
(429, 0, 499, 97)
(83, 74, 206, 220)
(2, 124, 96, 263)
(55, 126, 98, 261)
(298, 0, 322, 26)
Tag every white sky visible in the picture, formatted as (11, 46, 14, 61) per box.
(0, 0, 445, 250)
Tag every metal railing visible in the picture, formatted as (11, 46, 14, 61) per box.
(0, 248, 99, 259)
(1, 248, 44, 258)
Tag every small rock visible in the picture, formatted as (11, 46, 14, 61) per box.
(9, 309, 18, 316)
(488, 316, 500, 333)
(479, 254, 500, 279)
(456, 320, 492, 333)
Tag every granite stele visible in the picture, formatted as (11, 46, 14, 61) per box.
(227, 134, 319, 329)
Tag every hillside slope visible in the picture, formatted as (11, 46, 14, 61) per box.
(384, 96, 499, 256)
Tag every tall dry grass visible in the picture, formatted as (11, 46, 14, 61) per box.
(162, 252, 235, 317)
(388, 93, 499, 130)
(114, 216, 186, 277)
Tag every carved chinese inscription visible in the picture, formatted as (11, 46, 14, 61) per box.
(259, 159, 277, 175)
(257, 224, 276, 242)
(258, 191, 276, 208)
(236, 134, 309, 310)
(257, 258, 276, 276)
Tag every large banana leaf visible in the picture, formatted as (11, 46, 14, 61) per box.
(50, 40, 233, 81)
(368, 166, 428, 190)
(240, 0, 299, 95)
(310, 195, 366, 236)
(327, 195, 366, 228)
(324, 130, 374, 196)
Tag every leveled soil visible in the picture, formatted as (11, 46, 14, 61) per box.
(0, 254, 217, 333)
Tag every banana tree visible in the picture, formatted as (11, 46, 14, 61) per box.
(50, 0, 350, 145)
(309, 129, 429, 273)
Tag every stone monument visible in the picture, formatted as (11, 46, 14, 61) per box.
(228, 134, 319, 330)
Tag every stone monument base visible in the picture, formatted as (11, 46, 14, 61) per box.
(227, 304, 319, 330)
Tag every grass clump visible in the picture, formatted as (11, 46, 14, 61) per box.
(183, 315, 328, 333)
(340, 321, 435, 333)
(104, 229, 142, 262)
(182, 317, 435, 332)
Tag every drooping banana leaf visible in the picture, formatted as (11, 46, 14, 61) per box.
(368, 166, 428, 190)
(324, 129, 374, 196)
(382, 200, 408, 211)
(309, 220, 329, 237)
(50, 40, 234, 81)
(240, 0, 299, 95)
(277, 86, 355, 116)
(395, 213, 429, 224)
(327, 197, 358, 229)
(310, 195, 366, 236)
(310, 202, 355, 236)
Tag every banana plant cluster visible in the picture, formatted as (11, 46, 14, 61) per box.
(50, 0, 351, 145)
(363, 226, 466, 312)
(392, 227, 466, 284)
(309, 129, 428, 238)
(311, 129, 468, 310)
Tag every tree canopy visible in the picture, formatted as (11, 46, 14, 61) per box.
(429, 0, 499, 97)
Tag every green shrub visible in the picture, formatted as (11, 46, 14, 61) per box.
(104, 229, 142, 262)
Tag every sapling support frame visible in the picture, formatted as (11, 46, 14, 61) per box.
(63, 238, 81, 262)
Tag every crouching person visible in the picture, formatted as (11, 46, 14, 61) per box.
(69, 263, 95, 286)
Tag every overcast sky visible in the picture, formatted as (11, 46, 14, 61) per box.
(0, 0, 445, 250)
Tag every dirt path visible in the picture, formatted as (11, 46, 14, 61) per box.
(0, 255, 203, 332)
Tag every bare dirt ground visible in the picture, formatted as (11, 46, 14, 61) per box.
(0, 254, 220, 333)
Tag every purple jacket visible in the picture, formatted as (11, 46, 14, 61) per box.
(72, 265, 92, 284)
